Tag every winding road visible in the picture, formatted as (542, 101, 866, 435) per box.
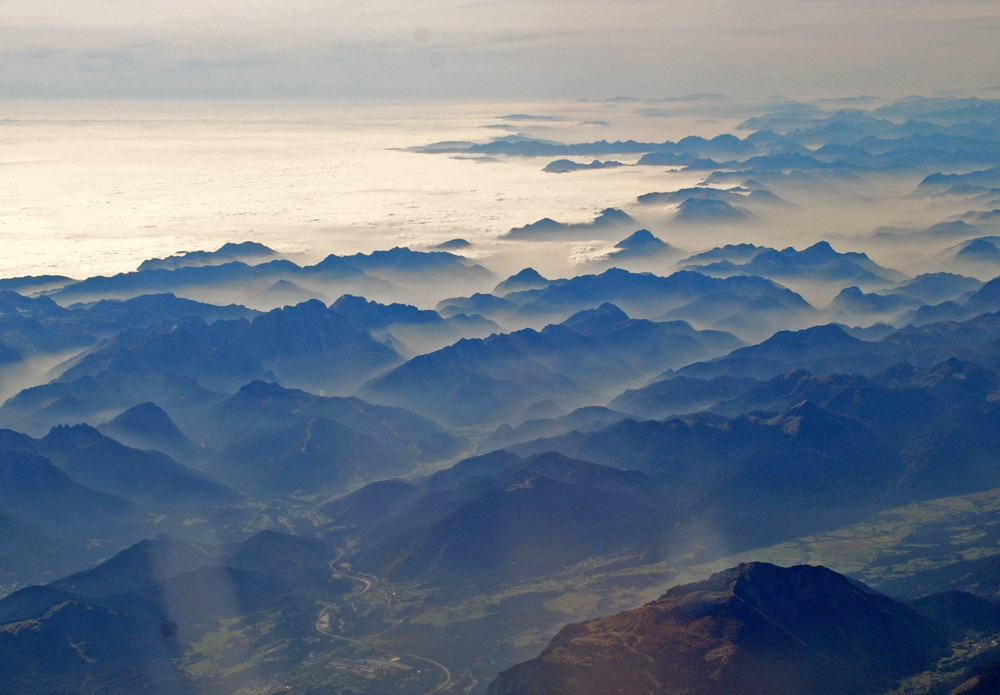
(314, 553, 452, 695)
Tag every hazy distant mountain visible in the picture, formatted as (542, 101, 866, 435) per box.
(437, 267, 815, 343)
(51, 259, 309, 305)
(915, 165, 1000, 196)
(332, 451, 674, 583)
(331, 294, 500, 355)
(489, 563, 948, 695)
(652, 356, 1000, 500)
(890, 272, 983, 303)
(98, 402, 204, 465)
(478, 406, 630, 452)
(657, 291, 811, 342)
(953, 236, 1000, 262)
(672, 197, 753, 223)
(0, 275, 75, 295)
(360, 323, 638, 426)
(494, 267, 550, 295)
(49, 247, 493, 307)
(0, 365, 228, 439)
(249, 278, 329, 308)
(504, 207, 636, 239)
(216, 415, 417, 497)
(687, 241, 906, 285)
(711, 369, 887, 419)
(137, 241, 280, 271)
(608, 374, 759, 419)
(411, 132, 759, 160)
(564, 303, 744, 370)
(957, 209, 1000, 226)
(828, 286, 921, 317)
(0, 291, 89, 361)
(897, 277, 1000, 324)
(49, 299, 401, 394)
(433, 237, 472, 250)
(884, 311, 1000, 365)
(871, 219, 983, 241)
(436, 291, 520, 320)
(681, 242, 769, 265)
(333, 293, 452, 329)
(637, 185, 788, 208)
(188, 380, 461, 496)
(23, 316, 272, 404)
(333, 246, 495, 286)
(86, 292, 258, 326)
(0, 292, 257, 380)
(510, 400, 899, 548)
(38, 424, 238, 509)
(542, 158, 623, 173)
(734, 151, 839, 171)
(672, 323, 893, 381)
(238, 299, 403, 391)
(361, 304, 742, 427)
(873, 96, 1000, 124)
(0, 422, 235, 512)
(603, 229, 678, 261)
(634, 151, 699, 166)
(514, 268, 812, 325)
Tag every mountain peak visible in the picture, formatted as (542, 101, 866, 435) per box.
(490, 562, 948, 695)
(42, 423, 104, 450)
(495, 267, 550, 294)
(594, 207, 633, 226)
(615, 229, 657, 248)
(105, 402, 174, 431)
(609, 229, 674, 259)
(234, 380, 297, 401)
(562, 303, 630, 334)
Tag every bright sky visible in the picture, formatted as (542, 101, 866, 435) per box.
(2, 0, 999, 99)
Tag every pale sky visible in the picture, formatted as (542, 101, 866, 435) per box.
(1, 0, 999, 99)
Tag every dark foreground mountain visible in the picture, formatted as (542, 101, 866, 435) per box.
(0, 531, 350, 695)
(489, 562, 949, 695)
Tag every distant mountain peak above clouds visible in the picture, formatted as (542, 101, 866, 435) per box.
(605, 229, 678, 260)
(137, 241, 280, 272)
(495, 268, 550, 295)
(504, 208, 636, 240)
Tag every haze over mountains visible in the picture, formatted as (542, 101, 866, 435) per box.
(8, 93, 1000, 694)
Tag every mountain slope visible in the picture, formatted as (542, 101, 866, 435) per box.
(489, 562, 949, 695)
